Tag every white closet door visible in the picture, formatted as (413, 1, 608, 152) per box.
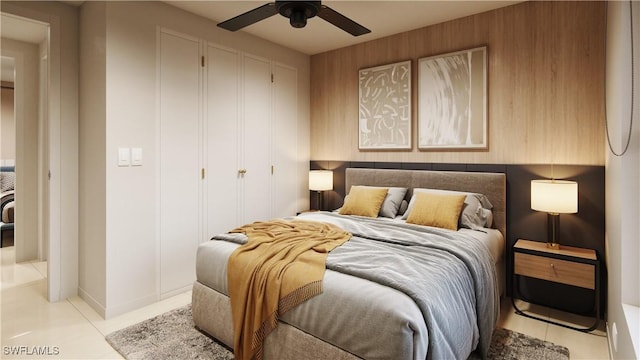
(241, 55, 272, 224)
(271, 64, 299, 218)
(159, 31, 201, 295)
(206, 44, 240, 235)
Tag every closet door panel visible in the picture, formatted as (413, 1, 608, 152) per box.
(242, 55, 272, 223)
(159, 31, 201, 295)
(272, 64, 299, 218)
(206, 45, 240, 235)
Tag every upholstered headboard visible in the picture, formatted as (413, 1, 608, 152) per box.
(345, 168, 507, 238)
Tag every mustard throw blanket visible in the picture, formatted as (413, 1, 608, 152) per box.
(227, 219, 351, 360)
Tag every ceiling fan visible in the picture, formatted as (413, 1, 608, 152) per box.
(217, 1, 371, 36)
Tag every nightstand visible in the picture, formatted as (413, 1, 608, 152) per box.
(512, 239, 600, 332)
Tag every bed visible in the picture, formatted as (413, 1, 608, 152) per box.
(192, 168, 506, 360)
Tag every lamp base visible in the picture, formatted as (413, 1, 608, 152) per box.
(315, 191, 324, 211)
(546, 213, 561, 250)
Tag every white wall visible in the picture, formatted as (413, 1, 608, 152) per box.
(102, 2, 160, 316)
(605, 2, 640, 359)
(78, 1, 107, 313)
(79, 1, 310, 318)
(53, 0, 80, 303)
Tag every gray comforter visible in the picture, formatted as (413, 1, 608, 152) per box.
(305, 212, 499, 359)
(213, 212, 499, 359)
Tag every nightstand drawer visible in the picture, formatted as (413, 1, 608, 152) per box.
(514, 252, 595, 289)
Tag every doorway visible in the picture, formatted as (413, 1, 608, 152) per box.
(1, 57, 16, 248)
(1, 11, 50, 294)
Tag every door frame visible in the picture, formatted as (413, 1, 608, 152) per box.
(1, 4, 73, 302)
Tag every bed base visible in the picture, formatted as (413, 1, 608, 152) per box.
(192, 281, 360, 360)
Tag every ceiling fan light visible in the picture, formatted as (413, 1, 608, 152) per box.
(290, 8, 307, 28)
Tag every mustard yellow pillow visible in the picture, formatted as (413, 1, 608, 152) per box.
(405, 192, 466, 230)
(339, 186, 389, 217)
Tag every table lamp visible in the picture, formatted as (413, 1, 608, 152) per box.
(531, 179, 578, 249)
(309, 170, 333, 211)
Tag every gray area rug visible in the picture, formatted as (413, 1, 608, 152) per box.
(106, 304, 570, 360)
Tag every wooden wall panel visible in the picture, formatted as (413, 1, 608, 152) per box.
(310, 1, 606, 165)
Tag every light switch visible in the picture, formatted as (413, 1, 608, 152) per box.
(131, 148, 143, 166)
(118, 147, 130, 167)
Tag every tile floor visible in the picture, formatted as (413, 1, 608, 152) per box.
(499, 297, 610, 359)
(1, 246, 610, 359)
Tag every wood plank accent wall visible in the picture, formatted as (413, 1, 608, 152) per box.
(310, 1, 606, 165)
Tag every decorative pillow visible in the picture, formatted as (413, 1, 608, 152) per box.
(0, 172, 15, 193)
(406, 192, 466, 230)
(339, 186, 389, 217)
(402, 188, 494, 229)
(460, 200, 494, 230)
(2, 200, 14, 223)
(379, 187, 408, 218)
(397, 199, 409, 217)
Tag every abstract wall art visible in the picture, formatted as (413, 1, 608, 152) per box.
(418, 47, 487, 150)
(358, 60, 411, 150)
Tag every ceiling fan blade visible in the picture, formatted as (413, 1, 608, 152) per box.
(317, 5, 371, 36)
(217, 3, 279, 31)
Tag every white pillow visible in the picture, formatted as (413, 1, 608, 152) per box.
(402, 188, 493, 229)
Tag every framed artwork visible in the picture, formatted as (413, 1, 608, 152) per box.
(358, 60, 411, 150)
(418, 46, 487, 150)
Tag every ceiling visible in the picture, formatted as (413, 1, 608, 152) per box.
(1, 1, 522, 56)
(165, 1, 522, 55)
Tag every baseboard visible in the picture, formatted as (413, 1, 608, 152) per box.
(606, 321, 615, 360)
(160, 284, 193, 300)
(622, 304, 640, 359)
(78, 287, 106, 319)
(103, 292, 158, 319)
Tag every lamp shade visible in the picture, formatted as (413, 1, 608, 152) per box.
(309, 170, 333, 191)
(531, 180, 578, 214)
